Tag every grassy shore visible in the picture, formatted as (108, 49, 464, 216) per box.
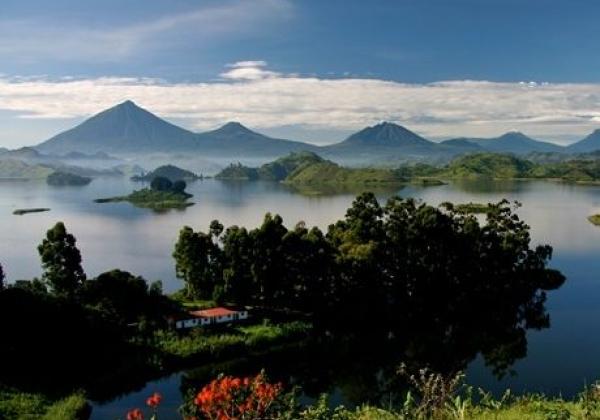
(0, 389, 89, 420)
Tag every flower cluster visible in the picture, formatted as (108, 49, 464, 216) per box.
(194, 373, 283, 419)
(126, 408, 144, 420)
(147, 392, 162, 408)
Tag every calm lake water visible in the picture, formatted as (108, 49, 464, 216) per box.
(2, 177, 600, 418)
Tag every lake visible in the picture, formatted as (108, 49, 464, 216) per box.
(2, 177, 600, 417)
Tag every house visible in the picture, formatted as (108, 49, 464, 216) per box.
(172, 307, 249, 330)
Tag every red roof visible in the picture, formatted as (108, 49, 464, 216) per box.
(190, 307, 239, 318)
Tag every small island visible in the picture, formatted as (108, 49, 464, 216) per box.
(47, 171, 92, 186)
(131, 164, 200, 182)
(588, 214, 600, 226)
(95, 176, 193, 210)
(13, 208, 51, 215)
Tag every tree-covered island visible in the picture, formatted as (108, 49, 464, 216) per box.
(94, 176, 194, 210)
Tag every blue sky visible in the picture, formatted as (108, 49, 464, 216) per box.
(1, 0, 600, 147)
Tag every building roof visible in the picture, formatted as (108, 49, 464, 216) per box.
(190, 307, 240, 318)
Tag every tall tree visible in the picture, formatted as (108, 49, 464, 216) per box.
(173, 225, 222, 299)
(0, 263, 5, 291)
(38, 222, 86, 298)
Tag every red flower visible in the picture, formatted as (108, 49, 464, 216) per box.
(146, 392, 162, 408)
(126, 408, 144, 420)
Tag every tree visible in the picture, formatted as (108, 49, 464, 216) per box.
(150, 176, 173, 192)
(173, 226, 222, 299)
(172, 180, 187, 193)
(0, 263, 4, 291)
(38, 222, 86, 298)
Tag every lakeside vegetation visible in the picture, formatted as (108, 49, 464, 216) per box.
(95, 176, 193, 210)
(0, 193, 566, 418)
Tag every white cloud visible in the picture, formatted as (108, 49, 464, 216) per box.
(1, 62, 600, 144)
(220, 61, 280, 80)
(0, 0, 293, 62)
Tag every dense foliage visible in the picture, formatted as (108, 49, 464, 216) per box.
(174, 193, 564, 372)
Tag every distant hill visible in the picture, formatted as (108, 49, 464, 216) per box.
(195, 122, 318, 157)
(439, 138, 485, 152)
(216, 151, 324, 181)
(567, 129, 600, 153)
(454, 132, 563, 154)
(132, 164, 199, 182)
(36, 100, 199, 154)
(0, 159, 54, 179)
(442, 153, 535, 179)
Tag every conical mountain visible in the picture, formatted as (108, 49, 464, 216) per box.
(567, 129, 600, 153)
(336, 122, 434, 148)
(36, 100, 199, 154)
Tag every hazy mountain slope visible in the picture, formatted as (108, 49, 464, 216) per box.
(567, 129, 600, 153)
(194, 122, 319, 157)
(457, 132, 563, 154)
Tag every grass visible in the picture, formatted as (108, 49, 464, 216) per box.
(154, 320, 311, 361)
(12, 208, 50, 215)
(0, 389, 88, 420)
(588, 214, 600, 226)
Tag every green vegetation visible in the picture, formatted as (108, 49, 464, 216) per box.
(0, 195, 566, 417)
(405, 152, 600, 183)
(95, 176, 193, 210)
(588, 214, 600, 226)
(441, 153, 535, 179)
(452, 202, 493, 214)
(216, 151, 325, 181)
(46, 171, 92, 186)
(12, 208, 50, 215)
(0, 389, 89, 420)
(131, 164, 199, 182)
(215, 162, 259, 180)
(154, 321, 311, 361)
(0, 159, 53, 179)
(284, 161, 405, 187)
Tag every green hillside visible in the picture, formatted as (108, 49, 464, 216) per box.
(216, 151, 324, 181)
(284, 161, 404, 186)
(441, 153, 535, 179)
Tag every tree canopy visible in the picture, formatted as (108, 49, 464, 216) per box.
(37, 222, 86, 298)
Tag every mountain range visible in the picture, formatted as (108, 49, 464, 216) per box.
(28, 100, 600, 161)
